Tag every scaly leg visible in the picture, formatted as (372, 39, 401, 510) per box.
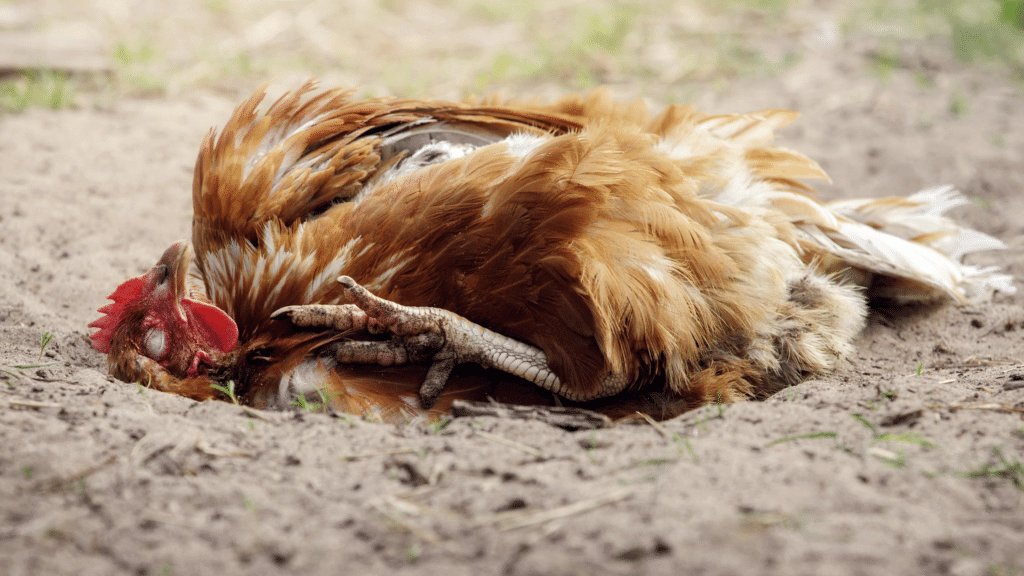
(273, 276, 611, 408)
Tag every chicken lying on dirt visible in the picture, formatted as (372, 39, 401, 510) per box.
(89, 82, 1014, 422)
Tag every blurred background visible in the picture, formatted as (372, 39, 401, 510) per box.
(1, 0, 1022, 109)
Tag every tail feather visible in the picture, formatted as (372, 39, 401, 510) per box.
(808, 219, 982, 303)
(826, 185, 1007, 258)
(808, 186, 1014, 303)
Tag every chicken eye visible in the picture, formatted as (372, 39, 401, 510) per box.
(144, 328, 167, 359)
(153, 265, 169, 285)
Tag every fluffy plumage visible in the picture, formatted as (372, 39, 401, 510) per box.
(89, 81, 1014, 422)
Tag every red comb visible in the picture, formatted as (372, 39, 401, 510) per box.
(88, 277, 145, 354)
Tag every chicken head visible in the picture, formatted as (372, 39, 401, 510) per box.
(89, 241, 239, 381)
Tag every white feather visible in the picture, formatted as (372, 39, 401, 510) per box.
(806, 186, 1014, 302)
(303, 237, 359, 303)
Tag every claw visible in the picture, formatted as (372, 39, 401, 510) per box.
(420, 352, 456, 408)
(271, 302, 372, 332)
(336, 276, 439, 336)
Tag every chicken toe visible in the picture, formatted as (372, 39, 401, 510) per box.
(336, 275, 573, 408)
(274, 276, 584, 407)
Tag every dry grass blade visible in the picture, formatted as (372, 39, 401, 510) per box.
(241, 407, 274, 422)
(493, 487, 635, 531)
(194, 439, 251, 458)
(950, 356, 1016, 368)
(867, 446, 901, 463)
(930, 402, 1024, 415)
(341, 447, 420, 461)
(8, 397, 64, 409)
(129, 432, 155, 464)
(38, 455, 116, 492)
(635, 411, 672, 440)
(369, 497, 442, 544)
(475, 430, 545, 457)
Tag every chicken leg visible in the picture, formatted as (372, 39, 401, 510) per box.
(273, 276, 626, 408)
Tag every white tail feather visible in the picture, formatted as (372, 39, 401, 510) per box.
(812, 186, 1014, 303)
(721, 181, 1015, 304)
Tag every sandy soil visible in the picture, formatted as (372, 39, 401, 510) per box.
(2, 4, 1024, 575)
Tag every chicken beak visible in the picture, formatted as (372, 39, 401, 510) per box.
(151, 240, 239, 356)
(152, 240, 193, 300)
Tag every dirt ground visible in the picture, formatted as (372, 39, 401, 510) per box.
(2, 2, 1024, 575)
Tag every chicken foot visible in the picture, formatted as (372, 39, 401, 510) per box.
(273, 276, 598, 408)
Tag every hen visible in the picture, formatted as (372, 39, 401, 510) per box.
(89, 82, 1014, 422)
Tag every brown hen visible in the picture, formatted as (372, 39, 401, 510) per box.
(89, 82, 1014, 422)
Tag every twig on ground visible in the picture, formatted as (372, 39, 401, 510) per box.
(450, 400, 611, 430)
